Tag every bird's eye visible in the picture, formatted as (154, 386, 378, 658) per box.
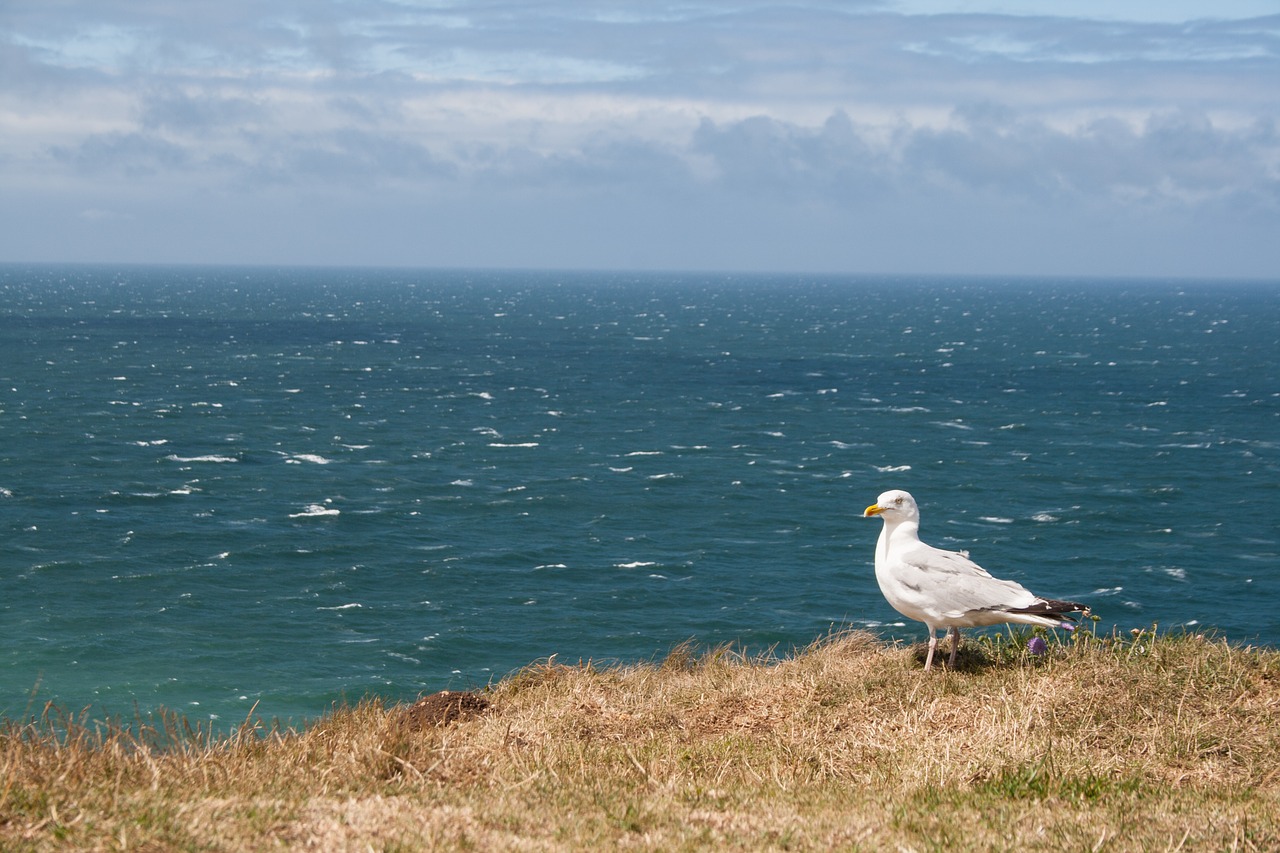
(894, 496, 903, 506)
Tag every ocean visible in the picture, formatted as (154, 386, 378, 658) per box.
(1, 264, 1277, 728)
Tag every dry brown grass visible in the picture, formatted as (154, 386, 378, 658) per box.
(3, 629, 1279, 851)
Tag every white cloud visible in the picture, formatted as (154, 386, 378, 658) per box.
(0, 0, 1277, 275)
(890, 1, 1280, 24)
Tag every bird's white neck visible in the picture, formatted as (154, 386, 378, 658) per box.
(876, 517, 919, 564)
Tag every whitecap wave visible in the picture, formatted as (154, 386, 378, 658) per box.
(386, 651, 421, 664)
(290, 504, 340, 518)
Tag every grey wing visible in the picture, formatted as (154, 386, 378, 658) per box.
(897, 544, 1038, 617)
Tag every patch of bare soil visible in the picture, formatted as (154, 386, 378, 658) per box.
(397, 690, 491, 731)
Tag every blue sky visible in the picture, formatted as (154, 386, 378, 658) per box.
(2, 1, 1277, 277)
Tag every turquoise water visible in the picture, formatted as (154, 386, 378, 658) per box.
(2, 265, 1277, 726)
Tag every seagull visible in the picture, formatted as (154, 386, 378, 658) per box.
(863, 489, 1087, 671)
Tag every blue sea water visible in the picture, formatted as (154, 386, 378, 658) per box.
(1, 265, 1277, 728)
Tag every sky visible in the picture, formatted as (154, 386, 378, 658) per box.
(2, 1, 1278, 278)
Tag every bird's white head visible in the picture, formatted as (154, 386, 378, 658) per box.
(863, 489, 919, 521)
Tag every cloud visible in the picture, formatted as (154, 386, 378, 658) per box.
(899, 105, 1280, 211)
(50, 131, 191, 177)
(690, 111, 890, 201)
(139, 89, 267, 133)
(78, 207, 134, 222)
(1, 1, 1277, 275)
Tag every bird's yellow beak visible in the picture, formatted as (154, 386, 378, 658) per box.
(864, 503, 886, 517)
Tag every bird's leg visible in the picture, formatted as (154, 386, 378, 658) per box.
(948, 627, 962, 668)
(924, 631, 938, 671)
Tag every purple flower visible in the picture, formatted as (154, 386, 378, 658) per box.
(1028, 637, 1048, 656)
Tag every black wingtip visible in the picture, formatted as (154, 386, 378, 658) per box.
(1014, 599, 1090, 622)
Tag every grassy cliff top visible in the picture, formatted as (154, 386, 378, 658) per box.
(4, 628, 1279, 850)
